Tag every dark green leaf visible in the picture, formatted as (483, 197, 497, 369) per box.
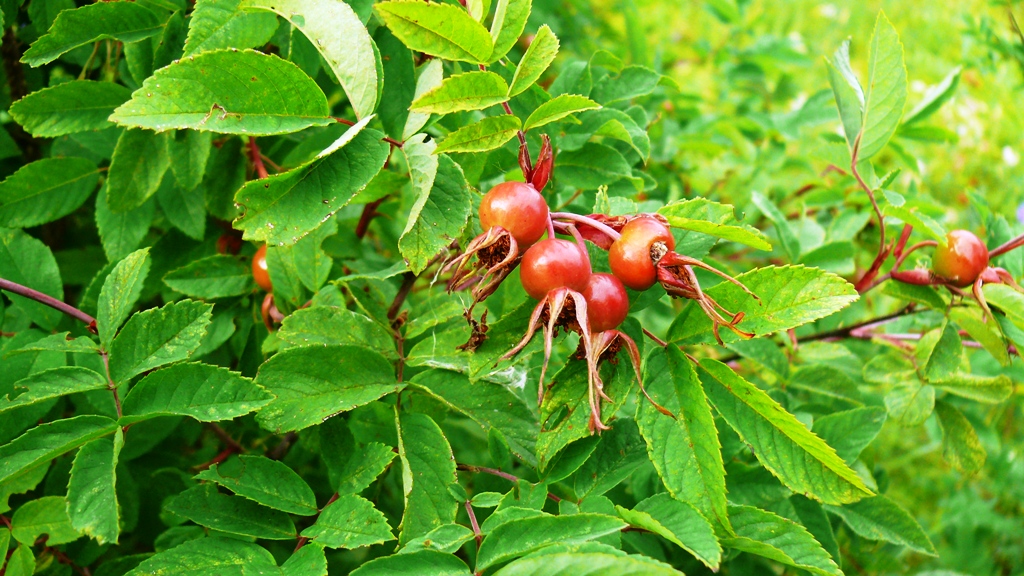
(120, 362, 271, 424)
(106, 129, 170, 213)
(10, 81, 131, 137)
(397, 412, 458, 544)
(0, 415, 117, 485)
(163, 255, 254, 299)
(98, 248, 151, 348)
(108, 299, 213, 383)
(617, 493, 721, 570)
(724, 504, 842, 576)
(476, 513, 627, 570)
(349, 550, 472, 576)
(824, 494, 937, 555)
(22, 2, 162, 66)
(278, 305, 396, 358)
(195, 455, 317, 515)
(0, 367, 108, 415)
(183, 0, 279, 56)
(67, 429, 123, 544)
(301, 493, 395, 549)
(11, 496, 81, 545)
(0, 227, 65, 329)
(811, 407, 887, 463)
(124, 536, 283, 575)
(167, 483, 296, 540)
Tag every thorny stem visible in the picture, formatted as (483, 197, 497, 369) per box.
(0, 276, 97, 330)
(989, 231, 1024, 258)
(550, 212, 622, 242)
(850, 139, 891, 293)
(248, 137, 269, 179)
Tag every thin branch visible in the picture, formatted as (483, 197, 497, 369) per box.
(355, 196, 388, 239)
(267, 432, 299, 461)
(643, 328, 668, 348)
(247, 136, 269, 179)
(850, 138, 892, 293)
(989, 231, 1024, 258)
(550, 212, 622, 241)
(456, 463, 562, 502)
(387, 273, 417, 322)
(0, 277, 97, 332)
(465, 500, 483, 546)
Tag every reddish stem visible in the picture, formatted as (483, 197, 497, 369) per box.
(989, 231, 1024, 258)
(0, 277, 97, 330)
(850, 137, 892, 293)
(355, 197, 388, 239)
(248, 137, 269, 179)
(465, 500, 482, 546)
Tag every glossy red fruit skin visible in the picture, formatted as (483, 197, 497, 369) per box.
(932, 230, 989, 287)
(583, 274, 629, 332)
(252, 245, 273, 292)
(519, 239, 591, 300)
(609, 216, 676, 290)
(479, 181, 549, 248)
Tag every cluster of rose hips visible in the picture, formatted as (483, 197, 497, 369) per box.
(444, 139, 755, 432)
(890, 228, 1024, 318)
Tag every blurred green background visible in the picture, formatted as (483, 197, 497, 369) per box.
(535, 1, 1024, 574)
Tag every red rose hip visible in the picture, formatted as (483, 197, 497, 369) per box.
(479, 181, 549, 248)
(609, 216, 675, 290)
(252, 245, 273, 292)
(583, 273, 630, 332)
(932, 230, 989, 287)
(519, 239, 591, 300)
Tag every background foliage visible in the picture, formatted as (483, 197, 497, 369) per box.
(0, 0, 1023, 575)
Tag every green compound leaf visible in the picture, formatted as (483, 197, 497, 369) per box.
(636, 347, 730, 532)
(724, 505, 842, 576)
(698, 359, 873, 505)
(67, 429, 123, 545)
(110, 49, 332, 135)
(411, 71, 509, 114)
(350, 550, 472, 576)
(10, 80, 131, 137)
(108, 299, 213, 383)
(254, 345, 398, 433)
(668, 265, 858, 345)
(22, 2, 163, 66)
(399, 153, 472, 274)
(935, 400, 986, 474)
(239, 0, 379, 119)
(397, 412, 459, 545)
(163, 254, 255, 299)
(120, 362, 272, 425)
(301, 493, 395, 549)
(195, 455, 317, 515)
(167, 483, 296, 540)
(105, 129, 170, 213)
(0, 157, 99, 229)
(11, 496, 82, 546)
(277, 305, 396, 359)
(476, 513, 627, 570)
(658, 197, 771, 251)
(434, 115, 521, 154)
(493, 552, 681, 576)
(616, 493, 721, 570)
(983, 283, 1024, 331)
(0, 367, 108, 416)
(488, 0, 530, 62)
(0, 415, 118, 485)
(183, 0, 279, 56)
(124, 537, 286, 575)
(824, 495, 937, 555)
(523, 94, 600, 131)
(509, 25, 558, 98)
(234, 123, 389, 245)
(375, 0, 493, 64)
(574, 419, 647, 498)
(857, 11, 907, 161)
(98, 248, 151, 348)
(411, 369, 539, 468)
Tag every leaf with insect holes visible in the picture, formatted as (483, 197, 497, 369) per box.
(110, 49, 333, 135)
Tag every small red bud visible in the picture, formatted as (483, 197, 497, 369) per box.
(531, 135, 554, 192)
